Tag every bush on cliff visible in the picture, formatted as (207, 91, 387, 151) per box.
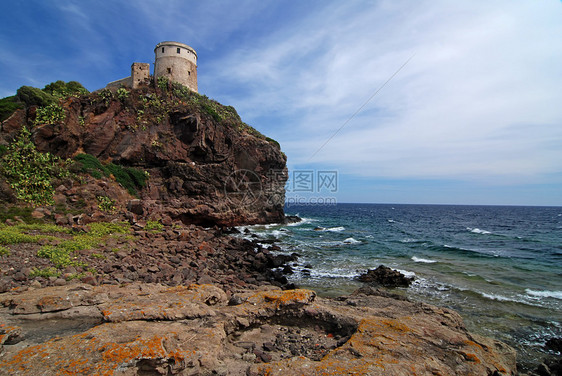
(43, 80, 89, 98)
(34, 103, 66, 126)
(2, 81, 88, 121)
(73, 153, 148, 197)
(0, 96, 24, 122)
(0, 126, 71, 206)
(16, 86, 55, 107)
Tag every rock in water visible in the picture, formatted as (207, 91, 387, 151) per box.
(357, 265, 414, 287)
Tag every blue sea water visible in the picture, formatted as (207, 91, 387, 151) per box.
(241, 203, 562, 369)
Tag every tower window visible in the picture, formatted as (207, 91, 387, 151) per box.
(161, 47, 165, 53)
(167, 68, 172, 74)
(177, 47, 180, 54)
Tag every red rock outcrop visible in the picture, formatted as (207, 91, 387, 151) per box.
(1, 86, 287, 226)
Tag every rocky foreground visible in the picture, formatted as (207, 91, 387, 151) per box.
(0, 282, 516, 376)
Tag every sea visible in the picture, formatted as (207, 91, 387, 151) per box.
(239, 203, 562, 370)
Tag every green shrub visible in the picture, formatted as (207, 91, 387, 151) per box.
(0, 96, 24, 122)
(16, 86, 55, 107)
(34, 103, 66, 125)
(43, 80, 88, 98)
(1, 127, 71, 205)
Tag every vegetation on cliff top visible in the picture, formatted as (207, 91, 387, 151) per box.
(0, 78, 282, 208)
(1, 80, 88, 122)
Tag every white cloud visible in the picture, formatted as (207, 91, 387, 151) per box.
(206, 0, 562, 184)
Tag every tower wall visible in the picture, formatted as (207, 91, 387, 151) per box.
(154, 41, 198, 92)
(131, 63, 150, 89)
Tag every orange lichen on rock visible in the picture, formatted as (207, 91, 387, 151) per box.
(247, 289, 316, 309)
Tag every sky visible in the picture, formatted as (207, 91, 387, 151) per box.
(1, 0, 561, 206)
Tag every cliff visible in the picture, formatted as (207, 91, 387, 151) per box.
(1, 82, 287, 226)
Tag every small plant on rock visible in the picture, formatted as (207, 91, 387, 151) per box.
(116, 87, 130, 102)
(97, 196, 116, 213)
(34, 103, 66, 126)
(1, 127, 71, 206)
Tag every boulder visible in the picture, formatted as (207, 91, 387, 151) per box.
(357, 265, 414, 287)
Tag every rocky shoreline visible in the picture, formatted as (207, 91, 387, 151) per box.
(1, 279, 517, 375)
(0, 220, 297, 294)
(0, 217, 523, 375)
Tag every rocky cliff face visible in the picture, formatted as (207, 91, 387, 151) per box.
(2, 85, 287, 226)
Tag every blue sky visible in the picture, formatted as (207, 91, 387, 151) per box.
(1, 1, 561, 206)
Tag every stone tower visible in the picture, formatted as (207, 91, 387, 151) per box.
(154, 41, 198, 92)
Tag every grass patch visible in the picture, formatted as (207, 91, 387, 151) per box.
(0, 225, 40, 245)
(29, 267, 61, 278)
(145, 220, 163, 232)
(13, 223, 72, 234)
(0, 246, 10, 256)
(0, 206, 42, 224)
(73, 153, 149, 196)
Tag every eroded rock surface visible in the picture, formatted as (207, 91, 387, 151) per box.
(0, 283, 516, 375)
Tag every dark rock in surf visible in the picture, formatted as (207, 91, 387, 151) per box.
(357, 265, 414, 288)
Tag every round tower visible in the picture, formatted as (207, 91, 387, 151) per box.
(154, 41, 198, 92)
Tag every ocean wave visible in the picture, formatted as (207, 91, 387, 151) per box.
(526, 289, 562, 300)
(411, 256, 437, 263)
(343, 237, 361, 244)
(440, 244, 498, 258)
(479, 292, 524, 303)
(303, 269, 359, 279)
(286, 217, 316, 227)
(387, 219, 396, 223)
(326, 226, 345, 232)
(467, 227, 492, 235)
(394, 268, 416, 278)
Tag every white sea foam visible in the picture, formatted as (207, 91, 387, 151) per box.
(526, 289, 562, 300)
(326, 226, 345, 232)
(395, 268, 416, 278)
(401, 238, 418, 243)
(480, 292, 521, 303)
(412, 256, 436, 263)
(286, 217, 315, 227)
(467, 227, 491, 235)
(343, 237, 361, 244)
(305, 269, 358, 279)
(270, 230, 289, 239)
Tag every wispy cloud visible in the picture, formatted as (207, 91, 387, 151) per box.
(205, 0, 562, 186)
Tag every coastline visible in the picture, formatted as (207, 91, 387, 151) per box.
(1, 217, 521, 375)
